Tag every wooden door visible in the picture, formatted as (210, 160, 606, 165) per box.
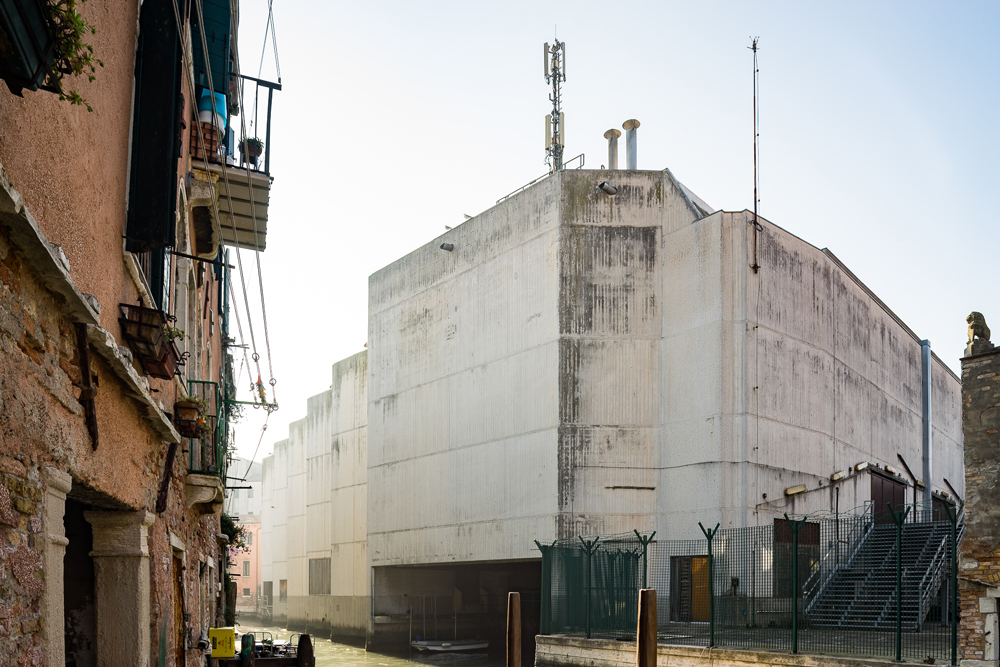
(691, 557, 710, 622)
(173, 556, 184, 667)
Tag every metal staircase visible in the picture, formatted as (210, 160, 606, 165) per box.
(804, 514, 956, 631)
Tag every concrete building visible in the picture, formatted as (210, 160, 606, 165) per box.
(0, 0, 278, 664)
(958, 314, 999, 667)
(227, 457, 263, 516)
(262, 167, 963, 648)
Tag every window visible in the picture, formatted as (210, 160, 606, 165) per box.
(279, 580, 287, 602)
(248, 487, 253, 498)
(308, 558, 331, 596)
(246, 532, 252, 546)
(263, 581, 273, 605)
(242, 588, 250, 597)
(242, 561, 249, 577)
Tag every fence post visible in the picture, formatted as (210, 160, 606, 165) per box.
(699, 522, 720, 648)
(535, 540, 554, 635)
(946, 504, 959, 666)
(637, 589, 657, 667)
(580, 537, 600, 640)
(888, 504, 911, 662)
(634, 530, 656, 590)
(783, 514, 808, 655)
(507, 592, 521, 667)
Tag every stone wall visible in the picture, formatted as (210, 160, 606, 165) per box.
(959, 340, 1000, 667)
(535, 635, 907, 667)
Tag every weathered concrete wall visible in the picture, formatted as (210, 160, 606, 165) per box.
(535, 635, 915, 667)
(742, 216, 962, 529)
(959, 342, 1000, 667)
(657, 206, 963, 539)
(367, 173, 564, 564)
(262, 352, 369, 639)
(555, 170, 699, 539)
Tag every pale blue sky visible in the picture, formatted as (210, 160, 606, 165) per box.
(229, 0, 1000, 460)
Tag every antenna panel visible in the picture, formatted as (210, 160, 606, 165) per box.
(545, 114, 552, 148)
(559, 112, 564, 146)
(543, 42, 549, 80)
(561, 42, 566, 81)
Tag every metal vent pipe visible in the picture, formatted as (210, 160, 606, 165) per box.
(920, 339, 932, 509)
(604, 129, 621, 169)
(623, 119, 640, 170)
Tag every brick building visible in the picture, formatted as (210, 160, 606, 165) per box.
(0, 0, 276, 664)
(959, 314, 1000, 667)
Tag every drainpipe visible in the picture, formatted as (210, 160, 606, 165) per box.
(921, 340, 932, 511)
(623, 119, 640, 170)
(604, 129, 621, 169)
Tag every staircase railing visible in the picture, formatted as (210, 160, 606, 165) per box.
(804, 502, 875, 615)
(917, 526, 950, 627)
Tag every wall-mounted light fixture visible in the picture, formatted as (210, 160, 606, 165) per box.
(785, 484, 807, 496)
(598, 182, 617, 195)
(440, 243, 454, 251)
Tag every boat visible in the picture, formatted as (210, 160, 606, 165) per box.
(410, 639, 489, 653)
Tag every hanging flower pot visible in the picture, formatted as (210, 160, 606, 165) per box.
(173, 397, 205, 438)
(239, 137, 263, 167)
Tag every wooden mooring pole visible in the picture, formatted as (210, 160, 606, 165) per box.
(507, 592, 521, 667)
(637, 589, 657, 667)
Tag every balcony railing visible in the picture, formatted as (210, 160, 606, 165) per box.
(226, 73, 281, 176)
(187, 379, 224, 477)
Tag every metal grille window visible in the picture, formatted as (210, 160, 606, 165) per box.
(242, 588, 250, 597)
(309, 558, 331, 595)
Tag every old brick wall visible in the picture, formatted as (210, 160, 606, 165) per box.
(0, 464, 45, 666)
(959, 344, 1000, 664)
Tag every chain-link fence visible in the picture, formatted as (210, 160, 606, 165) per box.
(538, 502, 961, 664)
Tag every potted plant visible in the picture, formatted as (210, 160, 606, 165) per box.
(173, 396, 209, 439)
(239, 137, 263, 167)
(163, 325, 187, 343)
(0, 0, 104, 110)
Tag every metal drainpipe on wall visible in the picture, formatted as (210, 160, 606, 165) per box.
(920, 340, 932, 511)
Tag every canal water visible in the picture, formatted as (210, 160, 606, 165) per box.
(237, 626, 507, 667)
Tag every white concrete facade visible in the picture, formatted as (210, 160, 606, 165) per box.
(262, 168, 963, 640)
(262, 351, 369, 637)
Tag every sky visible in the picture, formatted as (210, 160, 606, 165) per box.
(225, 0, 1000, 464)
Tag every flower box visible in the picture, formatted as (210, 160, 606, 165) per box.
(118, 303, 183, 379)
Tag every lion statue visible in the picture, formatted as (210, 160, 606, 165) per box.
(968, 312, 991, 345)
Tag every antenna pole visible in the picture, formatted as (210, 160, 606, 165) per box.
(749, 37, 761, 273)
(545, 40, 566, 172)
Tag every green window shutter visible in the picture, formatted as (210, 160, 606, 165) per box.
(125, 0, 182, 253)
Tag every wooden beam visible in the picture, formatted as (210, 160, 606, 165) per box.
(507, 592, 521, 667)
(637, 588, 657, 667)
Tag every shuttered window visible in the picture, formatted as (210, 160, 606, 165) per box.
(125, 0, 182, 254)
(308, 558, 331, 596)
